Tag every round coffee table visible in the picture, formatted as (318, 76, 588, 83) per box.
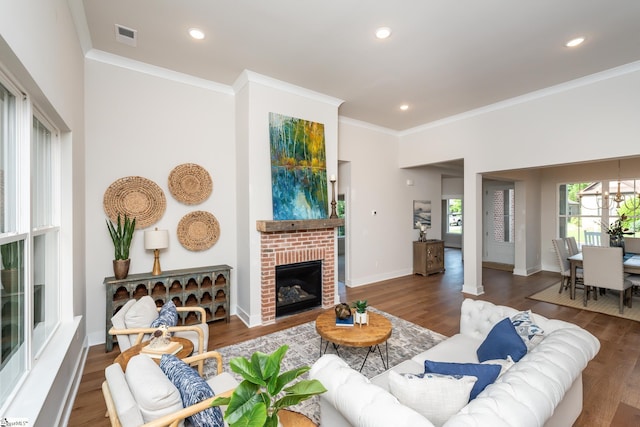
(114, 337, 194, 370)
(315, 310, 392, 372)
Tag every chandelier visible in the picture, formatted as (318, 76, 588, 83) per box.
(578, 161, 640, 211)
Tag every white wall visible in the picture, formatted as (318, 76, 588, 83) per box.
(84, 57, 236, 344)
(338, 119, 441, 286)
(398, 63, 640, 294)
(234, 72, 342, 325)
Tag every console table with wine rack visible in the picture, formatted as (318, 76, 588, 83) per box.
(104, 265, 231, 352)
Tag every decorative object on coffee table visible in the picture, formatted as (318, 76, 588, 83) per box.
(106, 214, 136, 280)
(352, 299, 368, 326)
(334, 303, 351, 320)
(103, 175, 166, 229)
(211, 344, 326, 427)
(168, 163, 213, 205)
(177, 210, 220, 251)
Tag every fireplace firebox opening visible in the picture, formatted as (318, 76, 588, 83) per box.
(275, 260, 322, 317)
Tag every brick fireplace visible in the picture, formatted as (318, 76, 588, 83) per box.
(257, 219, 344, 323)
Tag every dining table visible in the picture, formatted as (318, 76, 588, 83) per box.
(568, 252, 640, 299)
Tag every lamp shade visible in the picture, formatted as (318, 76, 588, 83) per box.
(144, 229, 169, 250)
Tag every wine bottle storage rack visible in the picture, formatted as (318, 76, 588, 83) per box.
(104, 265, 231, 352)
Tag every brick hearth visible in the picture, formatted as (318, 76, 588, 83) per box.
(258, 221, 341, 323)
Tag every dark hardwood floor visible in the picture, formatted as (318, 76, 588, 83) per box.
(68, 248, 640, 426)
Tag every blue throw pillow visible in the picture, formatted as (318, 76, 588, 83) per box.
(150, 300, 179, 329)
(477, 317, 527, 363)
(424, 360, 501, 401)
(160, 354, 223, 427)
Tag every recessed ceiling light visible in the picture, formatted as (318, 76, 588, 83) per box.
(189, 28, 205, 40)
(400, 104, 409, 111)
(375, 27, 392, 39)
(565, 37, 585, 47)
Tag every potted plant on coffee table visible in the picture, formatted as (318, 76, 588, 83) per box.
(352, 299, 368, 325)
(106, 214, 136, 280)
(211, 344, 326, 427)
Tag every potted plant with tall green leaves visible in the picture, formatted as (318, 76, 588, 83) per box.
(352, 299, 368, 325)
(106, 214, 136, 279)
(211, 344, 326, 427)
(0, 241, 21, 293)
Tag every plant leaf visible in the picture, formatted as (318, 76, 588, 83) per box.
(228, 402, 267, 427)
(269, 366, 309, 396)
(259, 345, 288, 382)
(224, 381, 264, 425)
(273, 379, 327, 410)
(231, 356, 266, 386)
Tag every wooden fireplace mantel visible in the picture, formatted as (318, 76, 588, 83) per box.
(256, 218, 344, 232)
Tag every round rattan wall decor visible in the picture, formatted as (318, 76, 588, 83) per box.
(103, 176, 166, 229)
(177, 211, 220, 251)
(168, 163, 212, 205)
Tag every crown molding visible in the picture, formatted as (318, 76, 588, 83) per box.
(85, 49, 234, 94)
(338, 116, 400, 137)
(401, 60, 640, 137)
(233, 70, 344, 107)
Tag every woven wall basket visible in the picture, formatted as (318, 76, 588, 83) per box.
(168, 163, 213, 205)
(177, 211, 220, 251)
(103, 176, 166, 229)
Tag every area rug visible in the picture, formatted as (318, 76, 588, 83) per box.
(204, 307, 446, 424)
(528, 282, 640, 322)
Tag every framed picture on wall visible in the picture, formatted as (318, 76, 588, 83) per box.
(413, 200, 431, 228)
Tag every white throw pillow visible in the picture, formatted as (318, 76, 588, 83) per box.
(124, 296, 159, 329)
(481, 355, 515, 378)
(126, 355, 183, 423)
(388, 370, 476, 427)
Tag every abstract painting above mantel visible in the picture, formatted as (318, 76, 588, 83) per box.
(269, 112, 328, 220)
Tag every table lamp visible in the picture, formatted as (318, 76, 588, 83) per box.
(144, 228, 169, 275)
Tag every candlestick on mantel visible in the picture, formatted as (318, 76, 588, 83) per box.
(330, 175, 338, 218)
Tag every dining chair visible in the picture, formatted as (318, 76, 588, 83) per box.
(565, 237, 579, 255)
(552, 238, 583, 294)
(584, 231, 601, 246)
(624, 237, 640, 255)
(582, 246, 634, 313)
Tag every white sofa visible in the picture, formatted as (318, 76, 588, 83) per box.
(310, 298, 600, 427)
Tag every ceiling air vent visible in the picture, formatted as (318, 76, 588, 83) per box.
(115, 24, 137, 47)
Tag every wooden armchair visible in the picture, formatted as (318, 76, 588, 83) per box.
(109, 296, 209, 374)
(102, 351, 237, 427)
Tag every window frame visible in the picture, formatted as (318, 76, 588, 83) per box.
(0, 67, 62, 410)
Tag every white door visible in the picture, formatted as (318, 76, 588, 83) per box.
(483, 183, 515, 264)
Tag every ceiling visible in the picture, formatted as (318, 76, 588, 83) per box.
(75, 0, 640, 131)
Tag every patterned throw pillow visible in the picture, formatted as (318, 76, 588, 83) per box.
(389, 371, 476, 427)
(159, 354, 224, 427)
(510, 310, 544, 350)
(150, 301, 179, 330)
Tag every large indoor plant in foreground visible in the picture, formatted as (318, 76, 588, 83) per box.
(106, 214, 136, 279)
(212, 344, 326, 427)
